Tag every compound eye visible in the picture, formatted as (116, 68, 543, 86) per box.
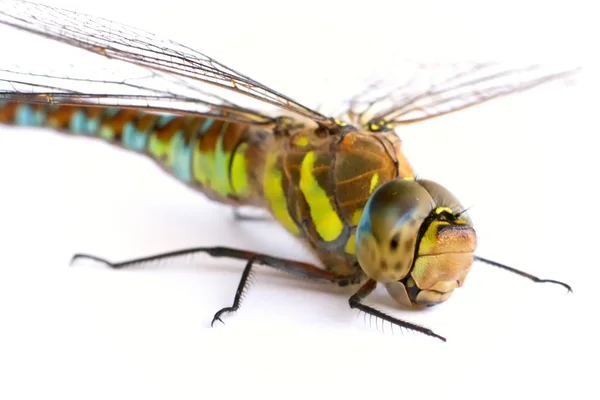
(356, 179, 435, 283)
(363, 180, 434, 244)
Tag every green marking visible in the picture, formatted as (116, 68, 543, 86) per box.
(231, 143, 249, 196)
(214, 122, 233, 196)
(99, 126, 115, 141)
(300, 151, 344, 242)
(264, 154, 300, 235)
(148, 134, 171, 165)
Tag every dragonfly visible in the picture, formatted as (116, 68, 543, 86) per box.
(0, 0, 576, 342)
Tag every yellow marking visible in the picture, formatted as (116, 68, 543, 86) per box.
(149, 134, 172, 166)
(435, 207, 453, 215)
(48, 118, 60, 129)
(295, 136, 309, 147)
(99, 126, 115, 141)
(192, 149, 211, 185)
(231, 143, 249, 196)
(351, 209, 363, 226)
(345, 232, 356, 254)
(418, 220, 450, 255)
(213, 125, 233, 196)
(263, 154, 299, 235)
(335, 119, 347, 126)
(300, 151, 343, 242)
(403, 176, 415, 181)
(369, 120, 390, 131)
(369, 173, 379, 193)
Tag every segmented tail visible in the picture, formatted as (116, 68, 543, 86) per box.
(0, 102, 266, 205)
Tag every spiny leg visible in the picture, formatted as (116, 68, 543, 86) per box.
(211, 255, 256, 326)
(474, 255, 573, 292)
(71, 246, 361, 325)
(349, 279, 447, 342)
(72, 247, 445, 340)
(71, 246, 352, 284)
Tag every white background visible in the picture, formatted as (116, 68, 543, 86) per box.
(0, 0, 597, 399)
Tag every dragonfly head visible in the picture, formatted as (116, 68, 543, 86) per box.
(355, 178, 476, 308)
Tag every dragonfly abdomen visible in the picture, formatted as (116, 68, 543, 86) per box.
(0, 102, 266, 206)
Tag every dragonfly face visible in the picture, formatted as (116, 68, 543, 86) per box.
(355, 179, 476, 308)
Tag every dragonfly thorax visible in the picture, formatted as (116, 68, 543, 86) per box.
(355, 178, 476, 308)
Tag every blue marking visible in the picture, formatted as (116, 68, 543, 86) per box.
(15, 104, 35, 126)
(104, 108, 120, 118)
(122, 122, 148, 152)
(33, 109, 46, 126)
(198, 118, 215, 135)
(86, 117, 100, 134)
(356, 191, 376, 245)
(171, 132, 192, 182)
(69, 110, 88, 134)
(157, 114, 176, 128)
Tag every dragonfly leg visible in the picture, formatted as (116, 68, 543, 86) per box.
(474, 256, 573, 292)
(349, 279, 447, 342)
(71, 246, 355, 284)
(71, 246, 362, 326)
(71, 249, 448, 340)
(232, 208, 272, 222)
(211, 255, 257, 326)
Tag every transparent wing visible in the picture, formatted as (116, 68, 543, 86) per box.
(0, 64, 277, 125)
(336, 62, 580, 130)
(0, 0, 328, 123)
